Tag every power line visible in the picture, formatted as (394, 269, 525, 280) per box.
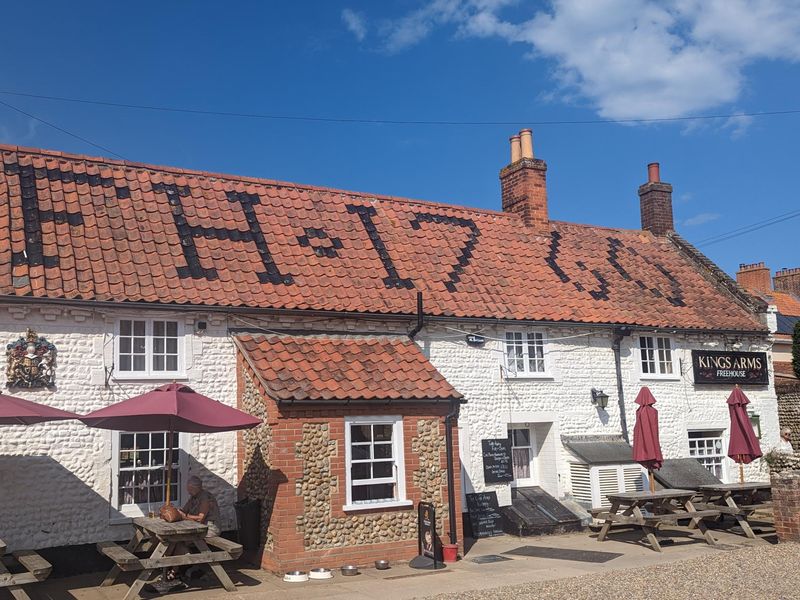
(696, 209, 800, 247)
(0, 98, 126, 159)
(1, 89, 799, 127)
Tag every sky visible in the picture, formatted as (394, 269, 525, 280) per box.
(1, 0, 799, 279)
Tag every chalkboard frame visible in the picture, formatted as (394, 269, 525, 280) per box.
(465, 491, 505, 538)
(481, 438, 514, 484)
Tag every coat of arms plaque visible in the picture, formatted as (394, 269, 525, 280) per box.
(6, 329, 57, 388)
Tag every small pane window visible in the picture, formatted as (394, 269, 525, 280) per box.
(505, 331, 547, 376)
(116, 319, 182, 377)
(639, 336, 675, 377)
(688, 430, 725, 480)
(117, 431, 182, 510)
(118, 319, 147, 374)
(346, 418, 404, 507)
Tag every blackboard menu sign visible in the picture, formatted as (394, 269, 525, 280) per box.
(691, 350, 769, 385)
(465, 492, 504, 538)
(481, 438, 513, 484)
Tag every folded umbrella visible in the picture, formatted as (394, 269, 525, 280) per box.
(727, 386, 762, 483)
(633, 387, 663, 492)
(0, 393, 79, 424)
(82, 383, 261, 505)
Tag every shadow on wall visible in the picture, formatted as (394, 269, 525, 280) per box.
(0, 455, 124, 551)
(239, 445, 286, 553)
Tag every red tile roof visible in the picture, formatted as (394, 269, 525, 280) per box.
(772, 292, 800, 317)
(0, 144, 763, 331)
(234, 334, 462, 402)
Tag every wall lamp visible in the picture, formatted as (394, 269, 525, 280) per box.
(591, 388, 609, 410)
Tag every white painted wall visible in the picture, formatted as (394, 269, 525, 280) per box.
(0, 305, 238, 550)
(419, 324, 778, 508)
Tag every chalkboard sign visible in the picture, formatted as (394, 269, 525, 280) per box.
(465, 492, 504, 538)
(482, 438, 513, 484)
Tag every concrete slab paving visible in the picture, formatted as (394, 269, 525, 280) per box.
(24, 522, 777, 600)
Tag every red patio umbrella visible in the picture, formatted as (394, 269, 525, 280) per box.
(0, 392, 79, 424)
(727, 386, 762, 483)
(81, 383, 261, 505)
(632, 387, 663, 492)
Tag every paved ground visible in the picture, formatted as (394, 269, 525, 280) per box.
(21, 518, 792, 600)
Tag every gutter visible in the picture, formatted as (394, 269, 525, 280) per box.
(0, 295, 769, 336)
(444, 399, 459, 547)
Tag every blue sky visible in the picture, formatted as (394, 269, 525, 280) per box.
(1, 1, 799, 278)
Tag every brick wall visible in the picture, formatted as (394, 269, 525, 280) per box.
(638, 181, 674, 235)
(499, 158, 548, 232)
(772, 469, 800, 542)
(237, 357, 463, 573)
(774, 268, 800, 295)
(777, 382, 800, 450)
(736, 262, 772, 294)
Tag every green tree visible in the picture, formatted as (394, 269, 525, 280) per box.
(794, 321, 800, 380)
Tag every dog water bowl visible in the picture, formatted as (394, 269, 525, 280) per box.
(375, 560, 390, 570)
(341, 565, 359, 576)
(309, 568, 333, 580)
(283, 571, 309, 583)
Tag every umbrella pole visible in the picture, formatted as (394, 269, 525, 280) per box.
(165, 429, 173, 506)
(739, 456, 744, 483)
(648, 469, 655, 492)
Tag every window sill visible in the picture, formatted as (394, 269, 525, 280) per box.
(113, 373, 189, 382)
(638, 375, 681, 382)
(505, 373, 555, 381)
(342, 500, 413, 512)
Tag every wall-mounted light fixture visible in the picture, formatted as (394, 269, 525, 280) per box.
(591, 388, 609, 410)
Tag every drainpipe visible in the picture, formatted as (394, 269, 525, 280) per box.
(409, 292, 424, 339)
(444, 399, 459, 546)
(612, 326, 632, 443)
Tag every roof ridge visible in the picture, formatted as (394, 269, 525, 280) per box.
(0, 142, 512, 219)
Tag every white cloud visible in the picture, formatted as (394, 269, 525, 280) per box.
(342, 8, 368, 42)
(723, 113, 755, 139)
(379, 0, 800, 120)
(683, 212, 721, 226)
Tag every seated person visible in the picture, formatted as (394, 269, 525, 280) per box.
(178, 475, 221, 537)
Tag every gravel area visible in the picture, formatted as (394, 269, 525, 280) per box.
(426, 542, 800, 600)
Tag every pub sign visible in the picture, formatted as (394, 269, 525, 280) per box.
(691, 350, 768, 386)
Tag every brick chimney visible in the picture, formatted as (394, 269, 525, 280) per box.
(775, 267, 800, 295)
(639, 163, 674, 235)
(499, 129, 548, 232)
(736, 262, 772, 294)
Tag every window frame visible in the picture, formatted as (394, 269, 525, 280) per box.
(110, 431, 189, 521)
(343, 415, 411, 512)
(503, 329, 551, 379)
(636, 335, 679, 380)
(687, 429, 727, 481)
(114, 318, 186, 380)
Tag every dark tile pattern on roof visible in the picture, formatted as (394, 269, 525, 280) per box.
(0, 145, 763, 330)
(235, 334, 462, 402)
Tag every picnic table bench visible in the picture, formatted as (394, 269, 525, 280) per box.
(692, 482, 772, 539)
(595, 489, 721, 552)
(99, 517, 242, 600)
(0, 538, 52, 600)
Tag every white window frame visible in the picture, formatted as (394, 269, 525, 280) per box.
(637, 335, 679, 380)
(688, 429, 727, 482)
(508, 424, 538, 487)
(111, 431, 189, 521)
(504, 330, 551, 379)
(114, 318, 186, 379)
(343, 415, 411, 512)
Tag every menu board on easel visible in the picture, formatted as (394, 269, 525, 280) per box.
(481, 438, 513, 484)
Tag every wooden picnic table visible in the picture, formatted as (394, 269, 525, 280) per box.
(98, 517, 242, 600)
(694, 482, 772, 539)
(596, 489, 721, 552)
(0, 537, 53, 600)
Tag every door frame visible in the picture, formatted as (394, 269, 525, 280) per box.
(508, 423, 538, 488)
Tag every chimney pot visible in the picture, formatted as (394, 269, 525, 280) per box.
(774, 266, 800, 295)
(520, 129, 534, 159)
(510, 135, 521, 163)
(647, 162, 660, 183)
